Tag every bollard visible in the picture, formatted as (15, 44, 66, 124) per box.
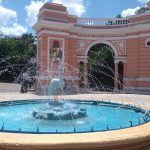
(129, 121, 132, 127)
(91, 126, 94, 132)
(107, 125, 109, 130)
(1, 123, 4, 131)
(37, 127, 39, 133)
(74, 126, 76, 133)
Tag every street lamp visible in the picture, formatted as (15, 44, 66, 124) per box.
(0, 31, 3, 52)
(0, 31, 3, 39)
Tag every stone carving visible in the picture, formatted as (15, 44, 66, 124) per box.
(78, 40, 93, 55)
(49, 40, 63, 63)
(111, 40, 126, 56)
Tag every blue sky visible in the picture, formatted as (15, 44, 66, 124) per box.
(0, 0, 149, 36)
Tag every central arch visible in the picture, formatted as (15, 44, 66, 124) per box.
(85, 40, 119, 57)
(87, 43, 115, 90)
(81, 40, 122, 91)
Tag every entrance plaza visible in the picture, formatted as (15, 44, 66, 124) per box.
(0, 1, 150, 150)
(34, 2, 150, 94)
(0, 90, 150, 150)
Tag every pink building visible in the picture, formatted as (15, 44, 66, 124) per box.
(33, 2, 150, 94)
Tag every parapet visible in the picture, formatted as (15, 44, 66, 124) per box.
(38, 2, 77, 24)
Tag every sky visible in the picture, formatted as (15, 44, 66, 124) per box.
(0, 0, 149, 36)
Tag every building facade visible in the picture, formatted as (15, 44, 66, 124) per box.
(33, 2, 150, 94)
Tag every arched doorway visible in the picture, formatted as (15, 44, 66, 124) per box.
(87, 43, 115, 91)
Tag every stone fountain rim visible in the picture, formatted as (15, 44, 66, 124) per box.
(0, 94, 150, 149)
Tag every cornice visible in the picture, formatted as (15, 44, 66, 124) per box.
(33, 19, 150, 35)
(33, 20, 73, 31)
(38, 8, 68, 17)
(114, 56, 127, 63)
(77, 56, 88, 63)
(75, 23, 150, 35)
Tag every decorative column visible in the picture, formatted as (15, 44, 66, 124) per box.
(84, 62, 88, 83)
(78, 62, 82, 87)
(123, 62, 127, 89)
(114, 62, 119, 93)
(77, 56, 88, 87)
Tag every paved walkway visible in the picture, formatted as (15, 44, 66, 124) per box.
(0, 92, 150, 109)
(0, 82, 21, 92)
(0, 82, 150, 109)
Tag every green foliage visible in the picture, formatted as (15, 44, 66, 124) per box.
(0, 33, 37, 82)
(116, 14, 122, 18)
(87, 44, 115, 89)
(0, 33, 36, 58)
(88, 44, 114, 67)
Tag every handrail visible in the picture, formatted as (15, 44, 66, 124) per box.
(77, 17, 129, 26)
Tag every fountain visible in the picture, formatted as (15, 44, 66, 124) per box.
(1, 2, 150, 149)
(0, 46, 150, 133)
(0, 32, 150, 150)
(32, 39, 87, 121)
(0, 50, 150, 150)
(32, 101, 87, 120)
(0, 43, 150, 134)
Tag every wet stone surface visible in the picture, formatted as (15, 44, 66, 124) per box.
(32, 100, 87, 120)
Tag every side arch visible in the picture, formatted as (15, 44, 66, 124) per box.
(85, 40, 119, 56)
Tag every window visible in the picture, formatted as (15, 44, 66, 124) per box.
(147, 41, 150, 47)
(145, 38, 150, 47)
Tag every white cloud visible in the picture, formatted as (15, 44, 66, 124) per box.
(0, 5, 17, 26)
(0, 5, 27, 36)
(1, 23, 27, 36)
(138, 0, 150, 3)
(25, 0, 48, 27)
(25, 0, 86, 27)
(52, 0, 86, 17)
(121, 7, 140, 17)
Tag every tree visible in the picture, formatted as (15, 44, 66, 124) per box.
(0, 33, 37, 82)
(116, 14, 122, 18)
(87, 44, 115, 90)
(20, 33, 36, 57)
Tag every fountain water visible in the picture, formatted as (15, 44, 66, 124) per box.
(32, 43, 87, 121)
(0, 44, 150, 134)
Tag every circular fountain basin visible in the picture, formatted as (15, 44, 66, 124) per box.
(0, 96, 150, 150)
(0, 99, 149, 133)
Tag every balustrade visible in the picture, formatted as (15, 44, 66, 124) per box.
(77, 17, 129, 26)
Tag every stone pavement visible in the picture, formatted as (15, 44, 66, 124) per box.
(0, 82, 21, 92)
(0, 82, 150, 108)
(0, 92, 150, 109)
(0, 83, 150, 150)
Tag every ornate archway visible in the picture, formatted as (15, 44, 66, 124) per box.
(87, 43, 115, 90)
(85, 40, 119, 57)
(78, 40, 126, 91)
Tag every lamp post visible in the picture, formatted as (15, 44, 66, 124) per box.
(0, 31, 3, 39)
(0, 31, 3, 52)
